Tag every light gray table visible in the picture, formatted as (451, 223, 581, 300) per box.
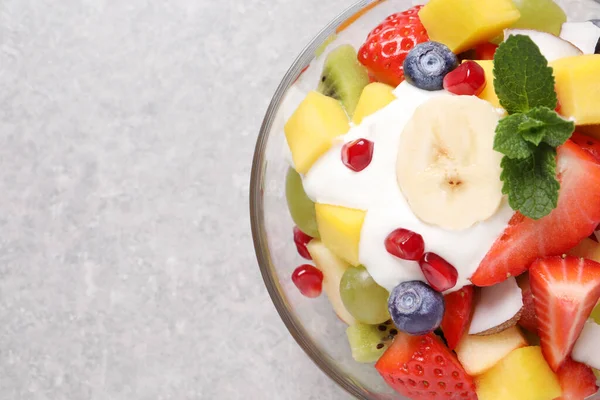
(0, 0, 353, 399)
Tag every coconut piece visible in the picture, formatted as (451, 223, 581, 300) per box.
(504, 29, 583, 62)
(469, 276, 524, 335)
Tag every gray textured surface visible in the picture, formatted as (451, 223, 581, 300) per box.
(0, 0, 351, 399)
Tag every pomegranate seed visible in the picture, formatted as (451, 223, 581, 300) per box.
(342, 139, 374, 172)
(474, 42, 498, 61)
(292, 264, 323, 298)
(293, 226, 313, 260)
(443, 61, 486, 96)
(419, 252, 458, 292)
(385, 228, 425, 261)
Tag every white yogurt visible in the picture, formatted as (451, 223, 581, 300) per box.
(301, 82, 514, 293)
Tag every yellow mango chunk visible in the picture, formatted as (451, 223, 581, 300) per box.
(284, 91, 350, 174)
(352, 83, 396, 125)
(419, 0, 520, 53)
(476, 346, 561, 400)
(551, 55, 600, 125)
(315, 204, 365, 266)
(472, 60, 501, 108)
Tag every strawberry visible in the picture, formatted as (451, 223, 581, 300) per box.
(516, 273, 538, 333)
(375, 332, 477, 400)
(471, 140, 600, 287)
(529, 256, 600, 371)
(440, 286, 474, 350)
(358, 6, 429, 87)
(570, 131, 600, 163)
(474, 42, 498, 60)
(555, 358, 599, 400)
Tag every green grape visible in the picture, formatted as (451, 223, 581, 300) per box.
(590, 302, 600, 324)
(340, 265, 390, 325)
(491, 0, 567, 43)
(285, 168, 320, 238)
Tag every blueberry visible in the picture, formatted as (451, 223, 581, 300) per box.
(388, 280, 444, 336)
(403, 41, 458, 91)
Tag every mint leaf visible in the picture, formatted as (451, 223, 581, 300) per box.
(525, 107, 574, 147)
(500, 145, 559, 220)
(494, 114, 534, 159)
(494, 35, 557, 114)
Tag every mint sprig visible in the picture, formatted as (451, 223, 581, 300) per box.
(493, 35, 574, 220)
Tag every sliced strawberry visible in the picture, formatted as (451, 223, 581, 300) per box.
(516, 273, 538, 332)
(474, 42, 498, 60)
(440, 286, 474, 350)
(570, 131, 600, 163)
(358, 6, 428, 87)
(375, 332, 477, 400)
(529, 256, 600, 371)
(471, 140, 600, 287)
(555, 358, 599, 400)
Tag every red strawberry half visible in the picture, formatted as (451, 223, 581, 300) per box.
(570, 131, 600, 163)
(440, 286, 474, 350)
(555, 357, 599, 400)
(375, 332, 477, 400)
(471, 140, 600, 287)
(529, 256, 600, 371)
(358, 6, 429, 87)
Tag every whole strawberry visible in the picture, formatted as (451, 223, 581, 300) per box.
(358, 6, 429, 87)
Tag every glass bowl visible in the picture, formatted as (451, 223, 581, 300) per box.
(250, 0, 600, 398)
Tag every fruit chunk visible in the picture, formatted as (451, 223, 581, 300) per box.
(579, 125, 600, 141)
(568, 237, 600, 262)
(555, 358, 598, 400)
(572, 319, 600, 370)
(346, 322, 398, 363)
(441, 286, 474, 350)
(284, 91, 350, 174)
(388, 281, 444, 336)
(570, 131, 600, 163)
(307, 240, 356, 325)
(358, 6, 429, 87)
(516, 273, 538, 332)
(291, 264, 323, 298)
(504, 29, 582, 62)
(376, 332, 477, 400)
(471, 60, 500, 108)
(508, 0, 567, 37)
(418, 0, 520, 53)
(396, 96, 503, 230)
(475, 346, 562, 400)
(317, 45, 370, 118)
(455, 326, 527, 376)
(403, 41, 459, 91)
(551, 55, 600, 125)
(352, 82, 396, 125)
(560, 21, 600, 55)
(340, 265, 390, 325)
(529, 256, 600, 371)
(285, 169, 319, 238)
(469, 276, 523, 335)
(315, 204, 365, 266)
(471, 140, 600, 287)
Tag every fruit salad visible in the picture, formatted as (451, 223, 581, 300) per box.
(282, 0, 600, 399)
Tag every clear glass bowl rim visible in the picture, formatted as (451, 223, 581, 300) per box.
(250, 1, 383, 398)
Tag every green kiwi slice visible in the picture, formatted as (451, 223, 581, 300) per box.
(346, 321, 398, 363)
(317, 45, 370, 118)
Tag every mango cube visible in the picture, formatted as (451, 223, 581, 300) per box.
(551, 55, 600, 125)
(419, 0, 520, 53)
(352, 83, 396, 125)
(315, 203, 365, 266)
(284, 91, 350, 174)
(472, 60, 501, 108)
(476, 346, 562, 400)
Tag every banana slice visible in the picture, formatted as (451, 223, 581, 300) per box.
(396, 96, 504, 231)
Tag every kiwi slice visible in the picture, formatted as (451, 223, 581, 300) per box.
(317, 45, 369, 118)
(346, 321, 398, 363)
